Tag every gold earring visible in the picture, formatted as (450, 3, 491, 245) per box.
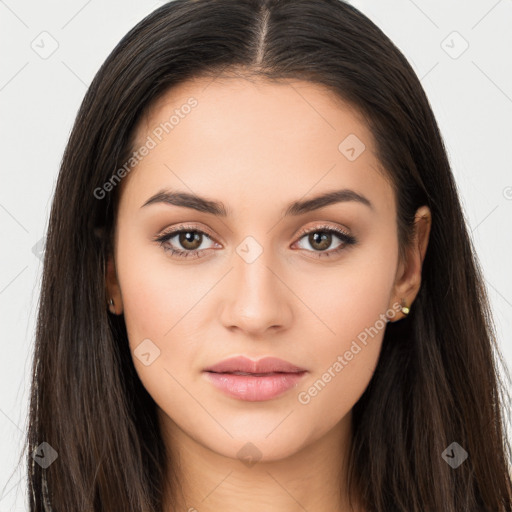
(108, 298, 115, 313)
(400, 298, 410, 316)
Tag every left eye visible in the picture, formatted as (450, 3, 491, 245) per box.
(292, 226, 357, 257)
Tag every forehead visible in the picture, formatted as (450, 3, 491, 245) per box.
(122, 75, 394, 217)
(133, 75, 373, 152)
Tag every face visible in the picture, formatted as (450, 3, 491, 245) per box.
(106, 76, 429, 462)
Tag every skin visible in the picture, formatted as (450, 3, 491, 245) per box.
(106, 75, 431, 512)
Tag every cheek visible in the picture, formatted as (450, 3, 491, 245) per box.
(117, 262, 165, 346)
(296, 345, 379, 432)
(295, 303, 388, 424)
(115, 231, 187, 342)
(115, 246, 196, 414)
(292, 236, 398, 351)
(114, 234, 209, 394)
(114, 234, 181, 384)
(292, 238, 397, 414)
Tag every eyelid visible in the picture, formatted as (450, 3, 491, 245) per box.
(293, 222, 352, 241)
(155, 222, 352, 245)
(156, 222, 219, 242)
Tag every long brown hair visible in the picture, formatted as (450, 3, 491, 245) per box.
(24, 0, 512, 510)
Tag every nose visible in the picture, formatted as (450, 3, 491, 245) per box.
(218, 249, 293, 337)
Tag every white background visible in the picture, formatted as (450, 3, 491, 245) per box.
(1, 0, 511, 509)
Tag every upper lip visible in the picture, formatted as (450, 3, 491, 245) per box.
(203, 356, 307, 374)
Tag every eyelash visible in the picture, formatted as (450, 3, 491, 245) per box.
(153, 223, 357, 260)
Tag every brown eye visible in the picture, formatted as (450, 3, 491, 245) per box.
(153, 226, 218, 259)
(307, 231, 333, 251)
(178, 231, 203, 250)
(294, 225, 357, 258)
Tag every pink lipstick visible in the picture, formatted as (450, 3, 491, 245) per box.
(203, 356, 307, 401)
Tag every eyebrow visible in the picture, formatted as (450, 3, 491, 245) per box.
(140, 188, 374, 216)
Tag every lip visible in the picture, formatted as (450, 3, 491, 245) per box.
(203, 356, 307, 374)
(203, 356, 308, 401)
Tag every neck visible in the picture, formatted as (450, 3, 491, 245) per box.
(158, 410, 363, 512)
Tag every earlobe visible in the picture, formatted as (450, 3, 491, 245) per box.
(105, 254, 123, 315)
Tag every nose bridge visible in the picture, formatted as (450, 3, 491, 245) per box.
(235, 244, 275, 296)
(219, 233, 292, 334)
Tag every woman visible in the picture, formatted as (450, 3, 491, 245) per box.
(25, 0, 512, 510)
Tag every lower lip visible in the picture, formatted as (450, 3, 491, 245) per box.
(203, 371, 307, 401)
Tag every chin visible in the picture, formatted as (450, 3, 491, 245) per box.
(203, 427, 311, 464)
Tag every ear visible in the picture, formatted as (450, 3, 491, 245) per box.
(388, 205, 431, 321)
(105, 252, 124, 315)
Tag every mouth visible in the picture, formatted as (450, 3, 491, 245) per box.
(202, 356, 308, 401)
(203, 355, 307, 374)
(206, 371, 305, 376)
(203, 369, 307, 401)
